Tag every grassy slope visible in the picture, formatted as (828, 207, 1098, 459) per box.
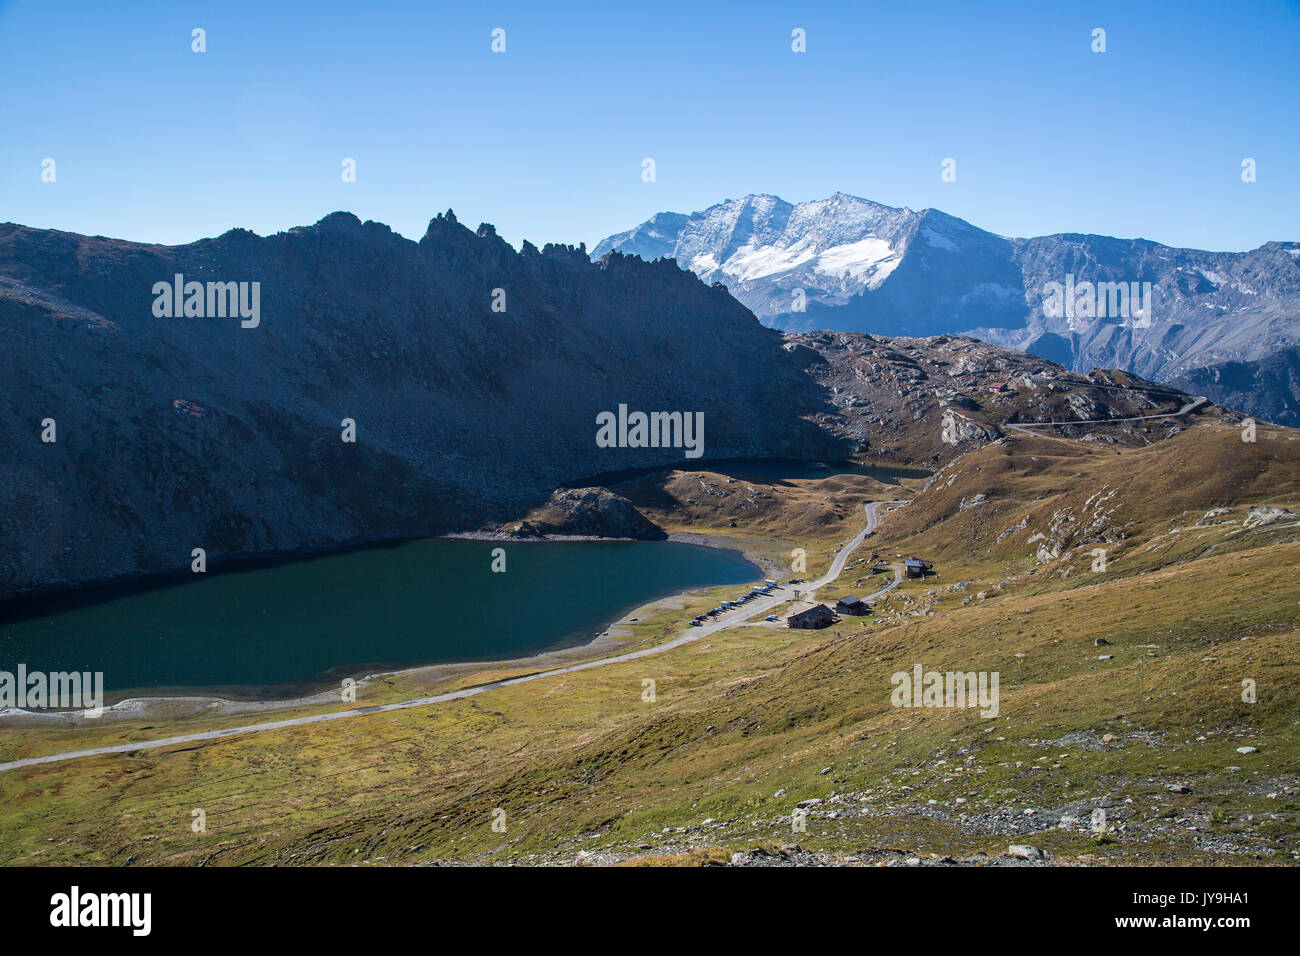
(1, 422, 1297, 866)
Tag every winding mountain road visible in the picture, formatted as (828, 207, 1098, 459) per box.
(1005, 396, 1207, 437)
(0, 500, 905, 774)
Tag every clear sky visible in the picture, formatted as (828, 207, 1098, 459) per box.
(1, 0, 1296, 252)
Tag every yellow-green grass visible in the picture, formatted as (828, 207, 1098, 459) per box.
(2, 425, 1295, 866)
(2, 533, 1294, 865)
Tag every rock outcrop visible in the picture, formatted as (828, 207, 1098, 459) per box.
(513, 487, 666, 539)
(1243, 505, 1296, 529)
(941, 409, 999, 446)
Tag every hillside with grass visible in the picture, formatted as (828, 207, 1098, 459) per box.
(2, 415, 1295, 866)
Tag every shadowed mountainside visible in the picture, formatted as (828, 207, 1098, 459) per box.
(0, 212, 847, 600)
(1171, 346, 1300, 427)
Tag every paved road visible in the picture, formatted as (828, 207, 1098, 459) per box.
(694, 498, 904, 630)
(1005, 396, 1207, 437)
(0, 501, 906, 774)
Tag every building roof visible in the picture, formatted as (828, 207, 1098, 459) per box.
(790, 603, 835, 621)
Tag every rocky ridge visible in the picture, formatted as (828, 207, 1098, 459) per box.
(0, 212, 845, 600)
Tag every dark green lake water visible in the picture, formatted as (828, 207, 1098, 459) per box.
(0, 538, 757, 700)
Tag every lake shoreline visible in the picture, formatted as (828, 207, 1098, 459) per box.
(0, 458, 917, 610)
(0, 534, 764, 725)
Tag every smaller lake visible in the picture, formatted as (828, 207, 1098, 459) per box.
(0, 539, 757, 700)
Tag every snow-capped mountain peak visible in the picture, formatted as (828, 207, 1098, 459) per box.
(593, 193, 1300, 425)
(592, 192, 922, 315)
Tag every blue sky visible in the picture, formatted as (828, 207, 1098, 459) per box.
(1, 0, 1296, 251)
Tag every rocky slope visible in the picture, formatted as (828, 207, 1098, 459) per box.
(788, 331, 1213, 466)
(594, 193, 1300, 398)
(510, 487, 666, 539)
(0, 213, 847, 601)
(1170, 345, 1300, 427)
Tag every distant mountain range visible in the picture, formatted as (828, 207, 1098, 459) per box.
(0, 209, 1235, 601)
(594, 193, 1300, 423)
